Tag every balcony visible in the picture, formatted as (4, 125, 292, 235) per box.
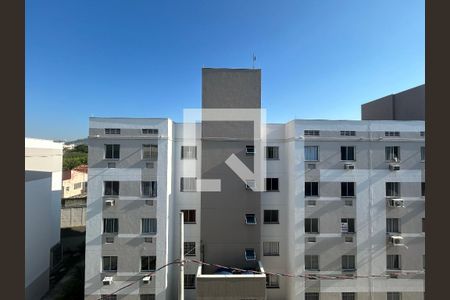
(196, 261, 266, 300)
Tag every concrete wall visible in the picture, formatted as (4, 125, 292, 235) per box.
(361, 85, 425, 120)
(25, 138, 63, 300)
(61, 206, 87, 228)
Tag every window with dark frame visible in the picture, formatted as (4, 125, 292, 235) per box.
(102, 256, 118, 272)
(265, 178, 279, 191)
(263, 241, 279, 256)
(341, 218, 355, 233)
(246, 145, 255, 155)
(181, 146, 197, 159)
(140, 256, 156, 272)
(245, 214, 257, 224)
(340, 131, 356, 136)
(142, 128, 158, 135)
(305, 182, 319, 197)
(142, 181, 157, 197)
(105, 128, 120, 135)
(305, 292, 319, 300)
(104, 181, 119, 196)
(184, 274, 196, 289)
(385, 146, 400, 161)
(305, 218, 319, 233)
(266, 146, 279, 159)
(386, 182, 400, 197)
(342, 292, 356, 300)
(245, 248, 256, 260)
(139, 295, 155, 300)
(421, 146, 425, 161)
(340, 146, 355, 161)
(387, 254, 401, 270)
(142, 144, 158, 160)
(105, 144, 120, 159)
(266, 274, 280, 288)
(305, 255, 319, 270)
(342, 255, 356, 270)
(181, 210, 196, 223)
(264, 210, 279, 224)
(184, 242, 196, 256)
(385, 131, 400, 137)
(386, 218, 400, 233)
(341, 182, 355, 197)
(421, 182, 425, 197)
(103, 218, 119, 233)
(180, 177, 197, 192)
(387, 292, 401, 300)
(141, 218, 157, 234)
(304, 130, 320, 136)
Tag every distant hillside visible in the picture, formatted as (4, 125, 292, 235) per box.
(66, 138, 88, 145)
(63, 144, 88, 170)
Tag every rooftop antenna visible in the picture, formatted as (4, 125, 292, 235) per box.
(252, 53, 256, 69)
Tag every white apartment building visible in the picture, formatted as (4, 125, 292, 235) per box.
(25, 138, 64, 300)
(85, 68, 425, 300)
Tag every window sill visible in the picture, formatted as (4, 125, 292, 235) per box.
(341, 196, 356, 198)
(104, 158, 120, 161)
(266, 286, 280, 289)
(263, 222, 280, 225)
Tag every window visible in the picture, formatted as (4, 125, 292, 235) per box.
(246, 145, 255, 155)
(101, 295, 117, 300)
(141, 256, 156, 272)
(105, 144, 120, 159)
(305, 146, 319, 161)
(264, 210, 279, 224)
(181, 146, 197, 159)
(142, 144, 158, 160)
(266, 146, 279, 159)
(385, 131, 400, 137)
(74, 182, 82, 189)
(305, 293, 319, 300)
(142, 181, 157, 197)
(104, 181, 119, 196)
(304, 130, 320, 136)
(305, 182, 319, 197)
(342, 255, 356, 271)
(341, 182, 355, 197)
(385, 146, 400, 161)
(140, 295, 155, 300)
(421, 182, 425, 197)
(305, 255, 319, 270)
(387, 292, 401, 300)
(387, 255, 401, 270)
(340, 131, 356, 136)
(263, 242, 280, 256)
(141, 218, 157, 234)
(181, 210, 196, 223)
(65, 186, 70, 192)
(266, 274, 279, 288)
(386, 218, 400, 233)
(420, 131, 425, 137)
(245, 214, 257, 224)
(386, 182, 400, 197)
(184, 274, 196, 289)
(265, 178, 279, 191)
(341, 146, 355, 161)
(245, 248, 256, 260)
(105, 128, 120, 134)
(103, 256, 118, 271)
(142, 128, 158, 135)
(342, 292, 356, 300)
(103, 218, 118, 233)
(421, 146, 425, 161)
(180, 177, 197, 192)
(305, 218, 319, 234)
(184, 242, 196, 256)
(422, 218, 425, 232)
(341, 218, 355, 233)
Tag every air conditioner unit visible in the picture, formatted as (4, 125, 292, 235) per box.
(387, 198, 404, 208)
(389, 163, 401, 171)
(389, 235, 404, 246)
(105, 199, 115, 206)
(103, 276, 113, 285)
(344, 163, 355, 170)
(143, 276, 151, 284)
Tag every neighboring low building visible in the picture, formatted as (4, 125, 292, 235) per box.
(25, 138, 64, 300)
(361, 84, 425, 120)
(62, 164, 88, 198)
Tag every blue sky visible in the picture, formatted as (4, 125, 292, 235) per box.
(26, 0, 424, 141)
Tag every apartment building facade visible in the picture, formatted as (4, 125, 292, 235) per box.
(85, 68, 424, 300)
(25, 138, 63, 300)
